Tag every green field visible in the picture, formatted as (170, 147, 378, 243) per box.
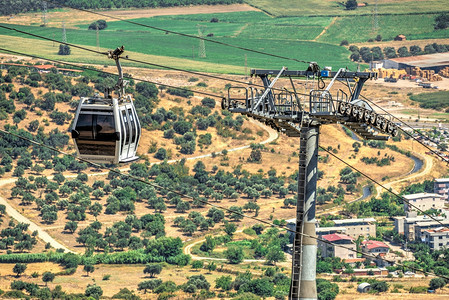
(245, 0, 449, 17)
(1, 4, 449, 74)
(319, 14, 449, 44)
(0, 11, 355, 73)
(409, 91, 449, 111)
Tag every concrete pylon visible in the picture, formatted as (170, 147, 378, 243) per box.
(289, 125, 319, 300)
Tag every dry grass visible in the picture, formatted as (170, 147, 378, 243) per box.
(0, 4, 259, 28)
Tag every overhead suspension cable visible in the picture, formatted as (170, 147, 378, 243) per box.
(4, 17, 444, 161)
(44, 0, 314, 66)
(0, 24, 311, 97)
(0, 47, 220, 99)
(359, 93, 449, 163)
(1, 45, 446, 230)
(340, 81, 449, 163)
(0, 127, 446, 281)
(320, 146, 449, 228)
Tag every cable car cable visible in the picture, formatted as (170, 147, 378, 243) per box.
(1, 45, 445, 228)
(1, 46, 446, 226)
(319, 146, 449, 228)
(0, 24, 311, 97)
(0, 47, 222, 99)
(0, 127, 446, 281)
(339, 81, 449, 163)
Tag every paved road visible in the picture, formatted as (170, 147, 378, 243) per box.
(0, 119, 278, 254)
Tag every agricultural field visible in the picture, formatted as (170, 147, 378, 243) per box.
(318, 14, 449, 44)
(245, 0, 449, 17)
(0, 10, 354, 73)
(409, 90, 449, 111)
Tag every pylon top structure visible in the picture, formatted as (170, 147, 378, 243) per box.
(223, 65, 399, 139)
(223, 64, 398, 300)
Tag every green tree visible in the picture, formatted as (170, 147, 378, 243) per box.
(42, 272, 55, 286)
(429, 278, 446, 290)
(215, 275, 232, 291)
(225, 246, 244, 264)
(13, 263, 27, 277)
(265, 245, 286, 265)
(137, 279, 162, 294)
(224, 222, 237, 236)
(200, 235, 216, 253)
(144, 263, 163, 278)
(345, 0, 358, 10)
(435, 13, 449, 30)
(58, 45, 71, 55)
(83, 264, 95, 276)
(85, 284, 103, 300)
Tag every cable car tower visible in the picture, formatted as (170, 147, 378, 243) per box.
(71, 46, 141, 164)
(223, 65, 398, 300)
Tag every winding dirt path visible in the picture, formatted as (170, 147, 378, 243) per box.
(184, 230, 265, 262)
(0, 119, 278, 254)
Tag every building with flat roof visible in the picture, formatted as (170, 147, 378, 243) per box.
(318, 233, 356, 260)
(316, 227, 347, 237)
(435, 178, 449, 200)
(332, 218, 376, 238)
(383, 53, 449, 73)
(394, 213, 447, 241)
(415, 220, 449, 242)
(403, 193, 445, 213)
(421, 227, 449, 251)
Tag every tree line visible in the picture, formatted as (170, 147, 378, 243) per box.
(0, 0, 242, 16)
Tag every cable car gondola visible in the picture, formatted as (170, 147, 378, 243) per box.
(71, 46, 141, 164)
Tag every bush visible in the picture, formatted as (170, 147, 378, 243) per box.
(340, 40, 349, 46)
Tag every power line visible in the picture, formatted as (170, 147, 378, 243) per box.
(0, 24, 312, 97)
(0, 127, 446, 281)
(0, 47, 221, 99)
(5, 9, 447, 163)
(320, 146, 449, 228)
(44, 0, 314, 66)
(1, 45, 447, 230)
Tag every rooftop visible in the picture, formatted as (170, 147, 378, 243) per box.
(387, 53, 449, 68)
(424, 227, 449, 234)
(435, 178, 449, 183)
(316, 226, 347, 232)
(403, 193, 444, 200)
(333, 218, 376, 225)
(323, 233, 354, 242)
(362, 240, 389, 250)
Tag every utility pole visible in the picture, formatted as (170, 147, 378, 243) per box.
(197, 24, 206, 58)
(62, 21, 67, 44)
(96, 23, 100, 51)
(244, 54, 248, 78)
(223, 66, 399, 300)
(372, 0, 379, 32)
(41, 1, 48, 27)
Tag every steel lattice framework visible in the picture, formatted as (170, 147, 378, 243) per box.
(223, 65, 398, 300)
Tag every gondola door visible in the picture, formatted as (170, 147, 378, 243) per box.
(118, 104, 139, 162)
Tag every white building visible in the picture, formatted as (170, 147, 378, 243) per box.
(435, 178, 449, 200)
(332, 218, 376, 238)
(421, 227, 449, 251)
(403, 193, 445, 213)
(394, 212, 447, 241)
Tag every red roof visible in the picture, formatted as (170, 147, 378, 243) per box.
(35, 65, 55, 70)
(323, 233, 354, 242)
(362, 240, 389, 250)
